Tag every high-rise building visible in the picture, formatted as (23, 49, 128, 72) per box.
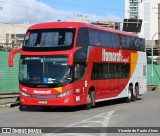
(125, 0, 139, 19)
(125, 0, 160, 47)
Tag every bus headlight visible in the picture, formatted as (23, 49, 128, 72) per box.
(20, 90, 30, 97)
(57, 89, 72, 98)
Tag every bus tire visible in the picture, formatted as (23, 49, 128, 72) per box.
(19, 105, 25, 111)
(126, 87, 132, 103)
(132, 86, 138, 102)
(85, 91, 95, 110)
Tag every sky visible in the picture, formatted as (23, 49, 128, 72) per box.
(0, 0, 125, 24)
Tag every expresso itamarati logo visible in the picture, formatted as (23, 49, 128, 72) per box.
(102, 49, 129, 63)
(33, 90, 51, 95)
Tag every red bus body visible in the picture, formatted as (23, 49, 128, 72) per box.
(8, 22, 147, 108)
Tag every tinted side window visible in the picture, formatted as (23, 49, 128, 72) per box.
(76, 28, 89, 50)
(91, 63, 103, 80)
(130, 37, 137, 50)
(121, 35, 127, 49)
(130, 37, 145, 51)
(112, 34, 119, 48)
(91, 63, 130, 80)
(119, 35, 145, 51)
(134, 38, 140, 50)
(73, 62, 86, 81)
(138, 38, 145, 51)
(121, 64, 130, 78)
(140, 38, 145, 51)
(101, 31, 112, 48)
(118, 35, 122, 48)
(91, 63, 98, 80)
(75, 28, 89, 62)
(126, 36, 131, 50)
(89, 29, 101, 46)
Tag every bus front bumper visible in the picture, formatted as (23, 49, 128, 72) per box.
(19, 91, 76, 106)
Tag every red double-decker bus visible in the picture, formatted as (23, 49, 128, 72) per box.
(9, 22, 147, 110)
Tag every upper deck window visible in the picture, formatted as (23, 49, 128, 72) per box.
(23, 28, 75, 51)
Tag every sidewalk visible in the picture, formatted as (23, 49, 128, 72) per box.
(147, 85, 160, 91)
(0, 93, 19, 108)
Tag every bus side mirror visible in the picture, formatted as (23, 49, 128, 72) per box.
(68, 47, 82, 66)
(8, 48, 22, 67)
(68, 51, 73, 66)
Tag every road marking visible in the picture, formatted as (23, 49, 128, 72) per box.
(100, 110, 114, 136)
(68, 110, 114, 127)
(43, 110, 115, 136)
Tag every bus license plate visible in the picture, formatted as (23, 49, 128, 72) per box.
(39, 100, 47, 104)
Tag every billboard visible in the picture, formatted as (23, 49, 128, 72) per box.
(123, 19, 142, 33)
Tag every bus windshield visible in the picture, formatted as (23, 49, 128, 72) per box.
(24, 29, 75, 48)
(19, 56, 72, 88)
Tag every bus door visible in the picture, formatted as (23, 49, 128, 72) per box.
(73, 63, 86, 104)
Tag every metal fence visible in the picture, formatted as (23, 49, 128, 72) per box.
(0, 51, 19, 93)
(147, 64, 160, 87)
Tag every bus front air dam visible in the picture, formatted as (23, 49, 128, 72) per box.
(19, 90, 76, 106)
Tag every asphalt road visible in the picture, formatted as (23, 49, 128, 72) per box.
(0, 90, 160, 136)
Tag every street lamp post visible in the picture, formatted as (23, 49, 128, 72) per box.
(151, 32, 159, 84)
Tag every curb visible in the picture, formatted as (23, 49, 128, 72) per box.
(0, 93, 19, 108)
(0, 102, 20, 108)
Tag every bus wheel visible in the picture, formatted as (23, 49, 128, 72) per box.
(126, 87, 132, 103)
(132, 86, 138, 102)
(19, 105, 25, 111)
(85, 91, 95, 110)
(41, 106, 51, 111)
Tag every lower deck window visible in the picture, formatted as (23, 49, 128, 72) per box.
(91, 63, 130, 80)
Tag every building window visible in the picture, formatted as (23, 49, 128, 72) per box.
(130, 7, 138, 12)
(11, 34, 25, 39)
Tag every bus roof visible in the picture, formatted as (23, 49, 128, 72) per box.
(29, 22, 139, 38)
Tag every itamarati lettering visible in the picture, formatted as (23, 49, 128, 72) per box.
(33, 90, 51, 94)
(102, 49, 129, 63)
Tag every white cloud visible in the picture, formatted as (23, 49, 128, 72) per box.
(87, 14, 122, 22)
(0, 0, 122, 24)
